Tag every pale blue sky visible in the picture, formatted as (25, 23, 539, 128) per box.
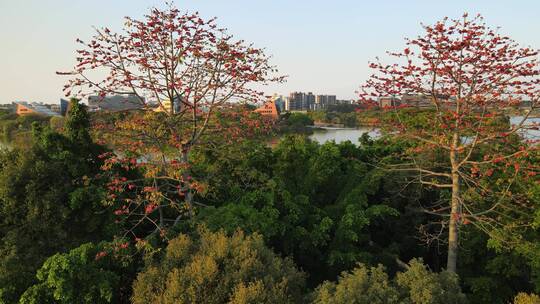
(1, 0, 538, 104)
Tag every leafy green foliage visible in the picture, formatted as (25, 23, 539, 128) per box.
(308, 109, 359, 127)
(65, 98, 92, 144)
(0, 113, 50, 148)
(396, 260, 467, 304)
(313, 259, 467, 304)
(513, 293, 540, 304)
(20, 241, 136, 304)
(49, 116, 65, 131)
(284, 112, 314, 126)
(0, 101, 115, 303)
(313, 264, 399, 304)
(131, 226, 306, 304)
(0, 101, 536, 303)
(457, 227, 536, 304)
(452, 147, 540, 303)
(192, 136, 404, 285)
(279, 112, 314, 133)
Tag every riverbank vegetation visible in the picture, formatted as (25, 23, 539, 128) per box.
(278, 112, 315, 134)
(0, 110, 61, 148)
(307, 104, 538, 130)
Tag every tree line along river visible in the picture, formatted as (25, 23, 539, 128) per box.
(0, 117, 538, 150)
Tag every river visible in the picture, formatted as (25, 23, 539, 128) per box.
(510, 116, 540, 141)
(308, 116, 540, 146)
(309, 127, 380, 145)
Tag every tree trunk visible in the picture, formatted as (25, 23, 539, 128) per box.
(447, 134, 460, 273)
(447, 169, 460, 273)
(181, 149, 194, 218)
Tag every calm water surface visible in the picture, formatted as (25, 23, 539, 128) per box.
(309, 127, 380, 145)
(511, 116, 540, 140)
(309, 116, 539, 145)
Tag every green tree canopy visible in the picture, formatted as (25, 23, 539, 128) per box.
(313, 259, 467, 304)
(19, 240, 136, 304)
(131, 226, 306, 304)
(192, 136, 423, 285)
(0, 100, 114, 302)
(513, 293, 540, 304)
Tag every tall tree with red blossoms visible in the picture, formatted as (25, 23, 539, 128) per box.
(359, 14, 540, 273)
(58, 4, 282, 239)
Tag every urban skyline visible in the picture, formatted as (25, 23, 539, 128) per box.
(2, 0, 540, 104)
(4, 90, 351, 105)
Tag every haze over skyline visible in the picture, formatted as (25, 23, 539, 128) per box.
(1, 0, 539, 104)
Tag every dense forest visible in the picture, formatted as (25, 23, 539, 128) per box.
(0, 100, 538, 303)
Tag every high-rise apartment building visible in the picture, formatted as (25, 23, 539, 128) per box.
(287, 92, 305, 111)
(285, 92, 317, 111)
(314, 95, 337, 110)
(284, 92, 339, 111)
(305, 92, 315, 110)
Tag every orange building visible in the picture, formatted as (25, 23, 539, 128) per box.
(254, 101, 279, 119)
(16, 103, 35, 116)
(15, 102, 59, 116)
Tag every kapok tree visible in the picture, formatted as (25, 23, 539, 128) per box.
(58, 4, 282, 239)
(359, 14, 540, 273)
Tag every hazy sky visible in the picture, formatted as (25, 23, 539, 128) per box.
(1, 0, 539, 104)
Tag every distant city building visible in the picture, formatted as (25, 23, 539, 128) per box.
(14, 101, 60, 117)
(283, 92, 351, 111)
(315, 95, 324, 109)
(270, 94, 286, 112)
(336, 99, 354, 105)
(377, 94, 450, 109)
(314, 95, 337, 110)
(254, 100, 279, 119)
(50, 104, 61, 114)
(50, 100, 69, 115)
(401, 94, 431, 108)
(154, 96, 182, 114)
(305, 92, 315, 110)
(88, 95, 145, 112)
(378, 97, 401, 108)
(285, 92, 317, 111)
(0, 102, 17, 113)
(60, 98, 70, 116)
(287, 92, 305, 111)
